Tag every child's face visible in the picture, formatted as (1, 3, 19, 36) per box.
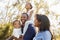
(25, 3, 31, 9)
(13, 21, 21, 28)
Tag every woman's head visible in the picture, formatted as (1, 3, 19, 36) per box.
(34, 14, 50, 32)
(21, 13, 28, 24)
(25, 2, 32, 10)
(13, 20, 21, 28)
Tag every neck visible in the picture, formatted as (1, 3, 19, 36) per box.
(38, 27, 40, 32)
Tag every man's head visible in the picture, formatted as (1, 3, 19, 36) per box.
(21, 13, 28, 24)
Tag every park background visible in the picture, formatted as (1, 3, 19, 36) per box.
(0, 0, 60, 40)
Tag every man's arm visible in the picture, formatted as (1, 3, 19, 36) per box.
(24, 24, 36, 40)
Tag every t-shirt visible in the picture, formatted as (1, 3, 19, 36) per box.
(12, 28, 22, 38)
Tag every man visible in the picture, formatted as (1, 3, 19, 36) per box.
(21, 13, 36, 40)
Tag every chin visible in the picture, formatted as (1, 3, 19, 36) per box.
(34, 25, 38, 27)
(22, 21, 25, 24)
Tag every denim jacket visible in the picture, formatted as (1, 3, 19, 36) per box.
(33, 30, 51, 40)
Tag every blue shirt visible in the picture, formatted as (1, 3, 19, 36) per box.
(33, 31, 51, 40)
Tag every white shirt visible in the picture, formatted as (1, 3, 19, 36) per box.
(12, 28, 22, 38)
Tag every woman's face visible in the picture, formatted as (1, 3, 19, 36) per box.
(21, 14, 28, 24)
(34, 16, 41, 27)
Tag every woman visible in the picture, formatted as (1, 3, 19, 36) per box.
(33, 14, 52, 40)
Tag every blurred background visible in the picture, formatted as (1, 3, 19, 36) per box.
(0, 0, 60, 40)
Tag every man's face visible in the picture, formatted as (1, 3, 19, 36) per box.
(21, 14, 28, 24)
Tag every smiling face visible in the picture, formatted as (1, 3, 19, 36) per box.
(21, 13, 28, 24)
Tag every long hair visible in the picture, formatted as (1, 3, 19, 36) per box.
(36, 14, 53, 40)
(36, 14, 50, 31)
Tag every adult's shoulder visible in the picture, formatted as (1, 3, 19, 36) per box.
(44, 31, 51, 36)
(28, 24, 34, 29)
(43, 31, 52, 40)
(33, 32, 44, 40)
(33, 31, 51, 40)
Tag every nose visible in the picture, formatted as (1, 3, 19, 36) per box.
(21, 18, 25, 20)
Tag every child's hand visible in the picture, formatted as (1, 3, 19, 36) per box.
(12, 36, 18, 40)
(19, 35, 24, 40)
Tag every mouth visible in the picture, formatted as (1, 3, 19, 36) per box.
(21, 20, 26, 24)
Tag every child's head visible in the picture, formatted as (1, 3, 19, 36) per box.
(13, 20, 21, 28)
(25, 2, 32, 10)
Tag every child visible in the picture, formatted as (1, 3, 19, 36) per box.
(7, 20, 22, 40)
(12, 20, 22, 38)
(25, 2, 34, 21)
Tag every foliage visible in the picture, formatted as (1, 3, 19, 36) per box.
(0, 23, 13, 40)
(0, 0, 60, 40)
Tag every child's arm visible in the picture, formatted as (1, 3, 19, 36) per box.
(6, 36, 18, 40)
(6, 36, 13, 40)
(19, 35, 24, 40)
